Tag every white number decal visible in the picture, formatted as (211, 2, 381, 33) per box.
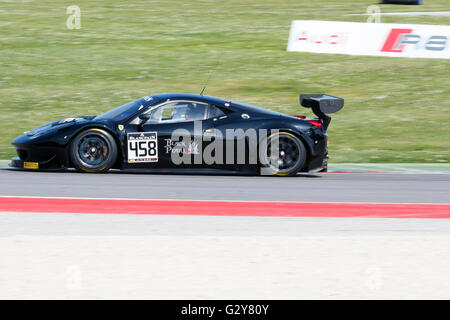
(127, 132, 158, 163)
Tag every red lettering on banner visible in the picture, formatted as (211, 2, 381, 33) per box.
(330, 34, 338, 44)
(381, 28, 413, 52)
(298, 32, 307, 41)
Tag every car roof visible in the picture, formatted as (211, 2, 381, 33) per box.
(150, 92, 288, 118)
(151, 93, 228, 106)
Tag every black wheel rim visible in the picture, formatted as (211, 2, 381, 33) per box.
(78, 134, 109, 167)
(266, 135, 301, 173)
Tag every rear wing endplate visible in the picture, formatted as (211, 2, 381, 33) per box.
(300, 94, 344, 130)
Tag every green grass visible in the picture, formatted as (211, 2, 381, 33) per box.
(0, 0, 449, 162)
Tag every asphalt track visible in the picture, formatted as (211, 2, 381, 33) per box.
(0, 168, 449, 203)
(1, 168, 450, 299)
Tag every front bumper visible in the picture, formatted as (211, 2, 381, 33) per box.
(9, 156, 65, 171)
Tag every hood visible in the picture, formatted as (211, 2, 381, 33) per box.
(25, 116, 95, 137)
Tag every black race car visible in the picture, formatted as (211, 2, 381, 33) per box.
(10, 93, 343, 176)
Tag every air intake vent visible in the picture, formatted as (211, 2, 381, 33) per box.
(17, 149, 28, 160)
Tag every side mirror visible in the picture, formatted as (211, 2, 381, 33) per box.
(137, 114, 150, 131)
(139, 114, 150, 122)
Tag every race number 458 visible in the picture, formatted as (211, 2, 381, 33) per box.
(127, 132, 158, 163)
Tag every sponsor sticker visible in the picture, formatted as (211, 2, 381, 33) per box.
(24, 162, 39, 169)
(164, 138, 199, 155)
(127, 132, 158, 163)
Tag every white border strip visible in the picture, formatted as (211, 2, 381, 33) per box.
(0, 195, 447, 206)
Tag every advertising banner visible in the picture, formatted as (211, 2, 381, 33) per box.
(287, 20, 450, 59)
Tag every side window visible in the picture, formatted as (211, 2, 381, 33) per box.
(208, 105, 226, 119)
(146, 101, 208, 124)
(184, 102, 207, 121)
(161, 107, 173, 120)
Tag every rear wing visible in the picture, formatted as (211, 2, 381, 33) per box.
(300, 94, 344, 130)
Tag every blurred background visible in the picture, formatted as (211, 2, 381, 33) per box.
(0, 0, 448, 163)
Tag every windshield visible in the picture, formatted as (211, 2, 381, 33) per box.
(95, 99, 145, 122)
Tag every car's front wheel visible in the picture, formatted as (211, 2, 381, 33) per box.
(70, 128, 118, 173)
(259, 132, 306, 176)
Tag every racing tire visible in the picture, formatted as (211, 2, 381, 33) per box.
(70, 128, 118, 173)
(259, 132, 306, 176)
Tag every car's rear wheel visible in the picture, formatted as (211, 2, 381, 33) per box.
(260, 132, 306, 176)
(70, 129, 117, 173)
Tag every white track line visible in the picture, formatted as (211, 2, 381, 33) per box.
(0, 195, 448, 205)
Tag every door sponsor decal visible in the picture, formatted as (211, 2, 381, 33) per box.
(164, 138, 199, 155)
(127, 132, 158, 163)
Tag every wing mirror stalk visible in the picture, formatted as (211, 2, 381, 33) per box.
(137, 114, 150, 131)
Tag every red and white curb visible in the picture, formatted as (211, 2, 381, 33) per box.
(0, 196, 449, 219)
